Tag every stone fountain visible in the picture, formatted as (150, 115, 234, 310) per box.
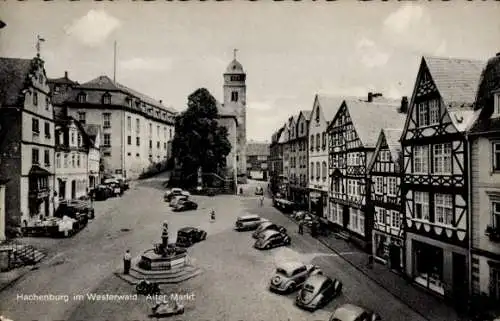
(116, 221, 202, 285)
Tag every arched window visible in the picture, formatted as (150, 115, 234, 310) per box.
(316, 134, 320, 151)
(316, 107, 320, 122)
(322, 161, 327, 181)
(102, 93, 111, 105)
(310, 135, 314, 151)
(77, 92, 87, 103)
(316, 161, 320, 179)
(231, 91, 239, 102)
(310, 162, 314, 180)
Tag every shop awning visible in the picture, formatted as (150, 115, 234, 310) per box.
(29, 165, 52, 176)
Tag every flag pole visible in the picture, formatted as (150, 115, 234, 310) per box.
(113, 41, 117, 82)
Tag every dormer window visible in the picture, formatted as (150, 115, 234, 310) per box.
(102, 93, 111, 105)
(125, 97, 132, 107)
(135, 100, 141, 109)
(77, 93, 87, 103)
(494, 92, 500, 116)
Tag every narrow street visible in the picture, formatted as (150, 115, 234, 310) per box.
(1, 173, 428, 321)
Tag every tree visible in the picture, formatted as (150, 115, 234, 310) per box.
(172, 88, 232, 187)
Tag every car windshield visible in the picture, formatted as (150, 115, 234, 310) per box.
(303, 284, 315, 292)
(276, 268, 289, 276)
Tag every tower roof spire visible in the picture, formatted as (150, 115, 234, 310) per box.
(233, 48, 238, 60)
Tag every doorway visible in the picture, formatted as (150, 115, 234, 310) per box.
(71, 180, 76, 200)
(59, 180, 66, 200)
(44, 198, 49, 217)
(452, 252, 468, 310)
(342, 205, 350, 229)
(389, 243, 402, 272)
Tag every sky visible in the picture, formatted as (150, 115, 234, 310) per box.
(0, 1, 499, 142)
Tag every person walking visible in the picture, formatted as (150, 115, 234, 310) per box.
(259, 195, 264, 207)
(298, 220, 304, 235)
(210, 209, 216, 222)
(123, 250, 132, 275)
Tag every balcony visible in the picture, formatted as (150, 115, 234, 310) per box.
(486, 225, 500, 242)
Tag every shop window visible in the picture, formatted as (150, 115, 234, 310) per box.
(414, 241, 444, 295)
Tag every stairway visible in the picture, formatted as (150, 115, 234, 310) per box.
(0, 242, 46, 270)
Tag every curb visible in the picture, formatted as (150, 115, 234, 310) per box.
(281, 212, 432, 321)
(0, 266, 33, 293)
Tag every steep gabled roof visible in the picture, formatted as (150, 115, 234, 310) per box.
(0, 57, 33, 107)
(247, 142, 270, 156)
(299, 110, 311, 122)
(344, 99, 406, 148)
(424, 56, 485, 109)
(79, 75, 177, 114)
(316, 94, 350, 124)
(368, 128, 403, 173)
(469, 54, 500, 134)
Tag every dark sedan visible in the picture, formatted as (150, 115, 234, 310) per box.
(252, 221, 287, 239)
(175, 227, 207, 247)
(295, 274, 343, 311)
(329, 304, 381, 321)
(254, 230, 291, 250)
(172, 200, 198, 212)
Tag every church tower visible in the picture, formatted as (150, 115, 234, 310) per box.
(223, 50, 247, 183)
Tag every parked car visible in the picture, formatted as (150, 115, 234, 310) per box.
(170, 195, 188, 207)
(172, 200, 198, 212)
(269, 261, 322, 293)
(91, 185, 113, 201)
(103, 179, 122, 196)
(252, 221, 287, 239)
(329, 304, 381, 321)
(254, 230, 291, 250)
(164, 188, 189, 202)
(295, 274, 343, 311)
(56, 199, 95, 220)
(116, 178, 129, 191)
(255, 186, 264, 195)
(235, 214, 269, 231)
(175, 227, 207, 247)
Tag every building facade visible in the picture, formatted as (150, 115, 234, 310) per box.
(269, 126, 285, 195)
(54, 117, 95, 201)
(281, 117, 293, 199)
(0, 57, 56, 228)
(369, 128, 405, 273)
(308, 95, 345, 219)
(401, 56, 484, 303)
(246, 141, 270, 180)
(84, 124, 101, 188)
(220, 57, 247, 183)
(290, 110, 310, 208)
(469, 53, 500, 305)
(327, 94, 404, 250)
(49, 75, 176, 180)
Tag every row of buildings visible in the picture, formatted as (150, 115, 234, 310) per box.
(269, 53, 500, 308)
(0, 54, 177, 239)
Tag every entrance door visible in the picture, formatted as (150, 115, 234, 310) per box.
(71, 180, 76, 200)
(342, 205, 350, 229)
(452, 253, 468, 310)
(59, 181, 66, 200)
(389, 244, 402, 271)
(44, 198, 50, 217)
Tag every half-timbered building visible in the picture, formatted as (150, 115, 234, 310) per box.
(368, 127, 406, 273)
(401, 56, 485, 302)
(468, 53, 500, 307)
(269, 126, 285, 195)
(327, 93, 405, 250)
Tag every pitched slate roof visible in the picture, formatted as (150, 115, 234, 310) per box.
(368, 128, 403, 173)
(470, 54, 500, 133)
(300, 110, 311, 121)
(79, 75, 177, 114)
(344, 99, 406, 148)
(424, 56, 485, 108)
(316, 95, 350, 124)
(422, 56, 486, 133)
(0, 57, 33, 107)
(247, 142, 270, 156)
(48, 76, 77, 85)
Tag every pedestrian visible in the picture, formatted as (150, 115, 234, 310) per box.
(366, 255, 374, 269)
(298, 220, 304, 235)
(259, 195, 264, 207)
(123, 250, 132, 275)
(210, 209, 216, 222)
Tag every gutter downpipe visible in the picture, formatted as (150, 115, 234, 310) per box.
(466, 133, 473, 304)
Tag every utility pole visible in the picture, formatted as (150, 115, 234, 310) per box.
(113, 41, 117, 82)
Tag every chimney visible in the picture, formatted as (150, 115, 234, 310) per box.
(64, 71, 68, 79)
(399, 96, 408, 113)
(368, 92, 373, 102)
